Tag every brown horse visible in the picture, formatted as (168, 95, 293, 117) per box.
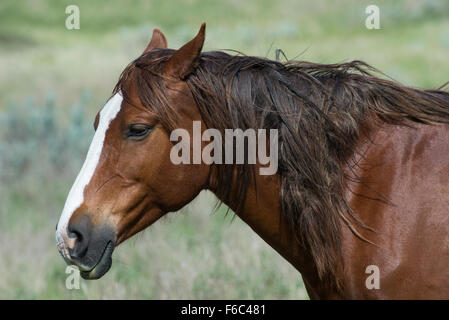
(56, 24, 449, 299)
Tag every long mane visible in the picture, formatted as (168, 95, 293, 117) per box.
(115, 49, 449, 291)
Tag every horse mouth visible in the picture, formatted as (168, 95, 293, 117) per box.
(80, 241, 114, 280)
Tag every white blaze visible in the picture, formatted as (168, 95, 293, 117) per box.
(56, 93, 123, 259)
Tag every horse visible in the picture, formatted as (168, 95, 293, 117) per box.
(56, 23, 449, 299)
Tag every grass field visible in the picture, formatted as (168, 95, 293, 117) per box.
(0, 0, 448, 299)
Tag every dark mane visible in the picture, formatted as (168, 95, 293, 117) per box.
(115, 49, 449, 291)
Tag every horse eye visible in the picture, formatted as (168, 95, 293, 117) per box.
(126, 124, 152, 140)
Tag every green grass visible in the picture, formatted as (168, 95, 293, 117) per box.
(0, 0, 448, 299)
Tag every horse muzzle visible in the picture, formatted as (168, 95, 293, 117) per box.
(56, 214, 116, 280)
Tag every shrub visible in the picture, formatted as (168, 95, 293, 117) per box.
(0, 92, 93, 185)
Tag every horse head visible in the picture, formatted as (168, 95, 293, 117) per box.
(56, 24, 211, 279)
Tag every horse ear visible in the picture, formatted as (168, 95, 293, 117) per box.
(143, 28, 168, 54)
(164, 23, 206, 80)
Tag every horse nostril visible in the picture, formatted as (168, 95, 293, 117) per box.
(68, 224, 89, 259)
(69, 230, 83, 242)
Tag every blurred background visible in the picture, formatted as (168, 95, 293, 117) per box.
(0, 0, 448, 299)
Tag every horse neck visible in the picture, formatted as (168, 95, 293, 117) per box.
(207, 167, 343, 299)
